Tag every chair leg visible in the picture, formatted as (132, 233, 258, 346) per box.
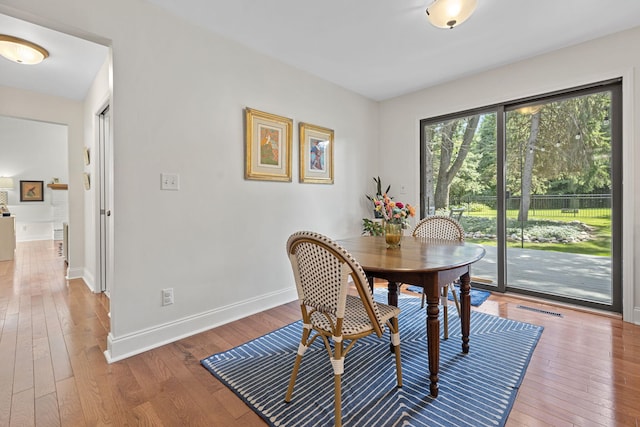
(285, 353, 304, 402)
(443, 304, 449, 340)
(390, 317, 403, 388)
(332, 338, 344, 427)
(334, 374, 342, 427)
(441, 285, 449, 339)
(451, 283, 461, 315)
(285, 326, 311, 402)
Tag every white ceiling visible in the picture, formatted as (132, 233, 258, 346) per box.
(2, 1, 640, 101)
(0, 13, 108, 101)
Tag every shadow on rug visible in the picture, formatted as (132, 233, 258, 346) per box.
(201, 290, 542, 427)
(405, 284, 491, 307)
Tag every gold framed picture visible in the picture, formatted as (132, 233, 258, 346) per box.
(299, 122, 334, 184)
(245, 107, 293, 182)
(20, 180, 44, 202)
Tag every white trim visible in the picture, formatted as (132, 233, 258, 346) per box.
(16, 234, 52, 242)
(94, 96, 111, 296)
(65, 266, 84, 280)
(79, 268, 96, 292)
(508, 67, 636, 322)
(411, 67, 635, 321)
(577, 67, 637, 323)
(620, 68, 636, 323)
(103, 287, 298, 363)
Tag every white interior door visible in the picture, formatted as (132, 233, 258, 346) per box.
(98, 105, 114, 295)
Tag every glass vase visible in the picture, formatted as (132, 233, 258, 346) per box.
(383, 220, 403, 249)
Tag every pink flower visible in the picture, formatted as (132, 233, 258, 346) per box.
(373, 193, 415, 227)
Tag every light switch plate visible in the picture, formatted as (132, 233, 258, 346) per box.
(161, 173, 180, 190)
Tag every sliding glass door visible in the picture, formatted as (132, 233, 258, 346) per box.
(504, 87, 619, 307)
(420, 109, 499, 287)
(420, 80, 621, 312)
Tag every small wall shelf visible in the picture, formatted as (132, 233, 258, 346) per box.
(47, 183, 68, 190)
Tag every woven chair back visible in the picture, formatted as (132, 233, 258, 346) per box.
(412, 216, 465, 242)
(286, 231, 384, 337)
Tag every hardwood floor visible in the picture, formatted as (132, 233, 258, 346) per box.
(1, 240, 639, 426)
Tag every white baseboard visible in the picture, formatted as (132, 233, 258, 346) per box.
(79, 269, 97, 292)
(17, 234, 52, 242)
(66, 266, 84, 280)
(103, 287, 298, 363)
(633, 307, 640, 326)
(15, 221, 54, 242)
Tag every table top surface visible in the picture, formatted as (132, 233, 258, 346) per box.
(338, 235, 486, 274)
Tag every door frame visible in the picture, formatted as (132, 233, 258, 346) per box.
(500, 81, 622, 312)
(96, 102, 114, 296)
(419, 79, 623, 313)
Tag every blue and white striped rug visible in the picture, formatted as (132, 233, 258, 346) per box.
(405, 285, 491, 307)
(201, 291, 543, 426)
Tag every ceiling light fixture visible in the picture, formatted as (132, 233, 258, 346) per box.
(426, 0, 477, 29)
(0, 34, 49, 65)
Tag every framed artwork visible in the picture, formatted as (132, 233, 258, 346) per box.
(245, 107, 293, 182)
(299, 122, 334, 184)
(20, 180, 44, 202)
(83, 173, 91, 190)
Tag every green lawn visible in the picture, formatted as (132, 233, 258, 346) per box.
(461, 208, 612, 257)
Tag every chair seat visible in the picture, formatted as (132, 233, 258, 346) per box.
(310, 295, 400, 336)
(286, 231, 403, 427)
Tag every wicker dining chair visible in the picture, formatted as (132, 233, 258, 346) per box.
(285, 231, 403, 427)
(411, 215, 465, 339)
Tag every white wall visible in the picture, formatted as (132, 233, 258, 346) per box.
(82, 57, 111, 292)
(0, 115, 68, 241)
(379, 26, 639, 323)
(3, 0, 639, 362)
(0, 0, 380, 361)
(0, 86, 84, 276)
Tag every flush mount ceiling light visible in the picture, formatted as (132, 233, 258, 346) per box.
(0, 34, 49, 64)
(426, 0, 477, 29)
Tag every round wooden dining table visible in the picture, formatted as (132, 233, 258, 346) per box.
(338, 235, 486, 398)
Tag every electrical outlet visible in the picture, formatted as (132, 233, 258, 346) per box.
(161, 173, 180, 190)
(162, 288, 174, 306)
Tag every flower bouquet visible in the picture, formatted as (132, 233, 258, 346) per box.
(374, 194, 416, 227)
(374, 194, 416, 248)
